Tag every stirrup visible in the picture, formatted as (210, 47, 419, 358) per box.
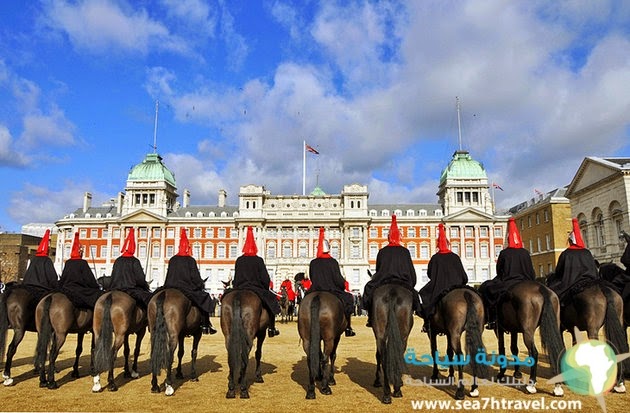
(485, 322, 496, 330)
(268, 328, 280, 338)
(202, 325, 217, 335)
(345, 328, 356, 337)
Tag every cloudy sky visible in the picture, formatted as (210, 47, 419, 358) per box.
(1, 0, 629, 232)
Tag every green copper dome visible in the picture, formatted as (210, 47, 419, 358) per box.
(128, 153, 176, 187)
(310, 186, 326, 196)
(439, 150, 487, 184)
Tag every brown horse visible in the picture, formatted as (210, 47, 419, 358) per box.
(599, 262, 630, 327)
(559, 281, 628, 392)
(91, 291, 147, 392)
(428, 288, 488, 400)
(220, 289, 269, 399)
(495, 281, 565, 395)
(0, 288, 39, 386)
(297, 291, 347, 399)
(34, 292, 93, 389)
(370, 284, 414, 404)
(148, 288, 203, 396)
(279, 286, 293, 323)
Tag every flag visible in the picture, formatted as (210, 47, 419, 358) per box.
(305, 143, 319, 155)
(492, 182, 503, 191)
(534, 189, 543, 196)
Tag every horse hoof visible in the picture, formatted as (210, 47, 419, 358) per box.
(306, 391, 316, 399)
(329, 378, 336, 386)
(240, 390, 249, 399)
(151, 385, 160, 394)
(3, 377, 14, 386)
(469, 388, 479, 398)
(123, 372, 131, 379)
(2, 373, 9, 380)
(613, 383, 626, 393)
(39, 381, 48, 388)
(455, 388, 465, 400)
(226, 390, 236, 399)
(320, 386, 332, 395)
(131, 371, 139, 379)
(373, 379, 382, 388)
(47, 381, 59, 390)
(553, 385, 564, 397)
(71, 371, 80, 379)
(175, 372, 184, 380)
(393, 389, 403, 398)
(92, 383, 103, 393)
(107, 383, 118, 392)
(513, 370, 523, 379)
(165, 385, 174, 396)
(382, 395, 392, 404)
(190, 377, 199, 382)
(254, 376, 264, 383)
(526, 384, 537, 394)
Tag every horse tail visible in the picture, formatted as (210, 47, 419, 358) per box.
(383, 288, 405, 389)
(537, 285, 565, 375)
(308, 294, 321, 383)
(227, 292, 252, 387)
(93, 293, 114, 373)
(0, 292, 9, 361)
(602, 286, 630, 374)
(34, 295, 53, 370)
(464, 291, 488, 379)
(150, 291, 169, 377)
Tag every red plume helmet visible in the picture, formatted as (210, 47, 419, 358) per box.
(316, 227, 331, 258)
(242, 226, 258, 256)
(387, 215, 401, 246)
(70, 232, 82, 260)
(121, 228, 136, 257)
(177, 228, 191, 256)
(437, 223, 451, 254)
(35, 229, 51, 257)
(568, 218, 585, 249)
(506, 218, 523, 248)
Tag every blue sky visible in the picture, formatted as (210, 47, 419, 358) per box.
(1, 0, 630, 233)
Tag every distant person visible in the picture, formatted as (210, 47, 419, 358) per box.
(109, 228, 152, 309)
(547, 218, 599, 304)
(419, 223, 468, 332)
(232, 226, 281, 337)
(479, 218, 535, 329)
(58, 232, 104, 310)
(362, 215, 421, 327)
(308, 227, 356, 337)
(164, 228, 217, 335)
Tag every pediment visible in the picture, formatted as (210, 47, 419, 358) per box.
(119, 209, 167, 223)
(446, 207, 496, 222)
(567, 158, 619, 196)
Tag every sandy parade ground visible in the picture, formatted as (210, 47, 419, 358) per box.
(0, 315, 628, 413)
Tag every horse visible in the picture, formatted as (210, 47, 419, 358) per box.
(558, 280, 629, 393)
(428, 287, 488, 400)
(91, 291, 147, 392)
(220, 289, 269, 399)
(297, 291, 347, 399)
(279, 286, 293, 323)
(599, 262, 630, 327)
(494, 280, 565, 395)
(148, 288, 203, 396)
(34, 292, 94, 389)
(370, 284, 414, 404)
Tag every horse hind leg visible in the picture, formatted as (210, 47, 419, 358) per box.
(522, 331, 538, 394)
(130, 329, 145, 379)
(254, 330, 266, 384)
(3, 328, 25, 386)
(106, 333, 126, 392)
(175, 335, 185, 380)
(47, 333, 66, 389)
(122, 334, 132, 378)
(319, 338, 335, 396)
(510, 333, 522, 379)
(190, 332, 202, 382)
(71, 332, 84, 379)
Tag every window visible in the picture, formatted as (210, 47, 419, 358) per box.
(408, 244, 416, 259)
(527, 216, 532, 228)
(544, 209, 549, 222)
(472, 192, 479, 203)
(153, 228, 161, 238)
(102, 229, 109, 238)
(594, 212, 605, 247)
(537, 237, 541, 252)
(465, 244, 474, 258)
(352, 269, 360, 284)
(369, 244, 378, 259)
(282, 243, 292, 258)
(529, 240, 533, 253)
(452, 244, 460, 255)
(139, 244, 147, 259)
(218, 228, 226, 238)
(299, 242, 308, 258)
(535, 213, 540, 225)
(480, 267, 488, 281)
(194, 228, 202, 238)
(420, 227, 428, 237)
(465, 226, 473, 237)
(456, 192, 463, 203)
(80, 229, 87, 238)
(370, 227, 378, 238)
(494, 245, 502, 258)
(408, 227, 416, 238)
(100, 246, 108, 258)
(479, 227, 488, 237)
(545, 234, 551, 251)
(230, 228, 238, 238)
(113, 228, 121, 238)
(204, 243, 214, 259)
(420, 244, 429, 259)
(464, 192, 471, 202)
(494, 227, 502, 238)
(192, 244, 201, 259)
(167, 228, 175, 238)
(352, 227, 360, 237)
(351, 244, 360, 258)
(331, 244, 340, 259)
(112, 245, 120, 257)
(166, 245, 174, 257)
(267, 242, 276, 259)
(139, 227, 147, 238)
(152, 243, 160, 258)
(217, 244, 226, 258)
(450, 227, 459, 238)
(229, 244, 237, 258)
(480, 244, 488, 258)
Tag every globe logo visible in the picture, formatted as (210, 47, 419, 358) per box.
(560, 339, 617, 396)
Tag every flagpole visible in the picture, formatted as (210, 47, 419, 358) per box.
(491, 183, 496, 214)
(302, 140, 306, 196)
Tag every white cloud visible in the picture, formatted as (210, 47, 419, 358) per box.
(0, 125, 29, 167)
(44, 0, 192, 56)
(20, 105, 76, 148)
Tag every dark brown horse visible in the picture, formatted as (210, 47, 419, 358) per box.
(599, 262, 630, 327)
(428, 288, 488, 400)
(34, 292, 93, 389)
(559, 281, 628, 392)
(0, 288, 38, 386)
(148, 288, 203, 396)
(91, 291, 147, 392)
(495, 281, 565, 395)
(370, 284, 414, 404)
(279, 286, 293, 323)
(297, 291, 347, 399)
(220, 289, 270, 399)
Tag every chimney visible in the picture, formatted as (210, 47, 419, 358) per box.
(117, 192, 124, 214)
(183, 189, 191, 208)
(218, 189, 227, 207)
(83, 192, 92, 213)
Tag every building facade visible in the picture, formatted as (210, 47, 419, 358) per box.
(565, 156, 630, 265)
(54, 150, 509, 295)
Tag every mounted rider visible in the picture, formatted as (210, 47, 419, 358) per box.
(232, 226, 281, 337)
(362, 215, 421, 328)
(419, 223, 469, 332)
(163, 228, 217, 335)
(479, 217, 536, 329)
(307, 227, 356, 337)
(109, 228, 153, 309)
(58, 232, 104, 310)
(4, 229, 58, 305)
(547, 218, 599, 305)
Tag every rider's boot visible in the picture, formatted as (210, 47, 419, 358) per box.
(345, 314, 356, 337)
(201, 312, 217, 335)
(485, 307, 496, 330)
(268, 315, 280, 338)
